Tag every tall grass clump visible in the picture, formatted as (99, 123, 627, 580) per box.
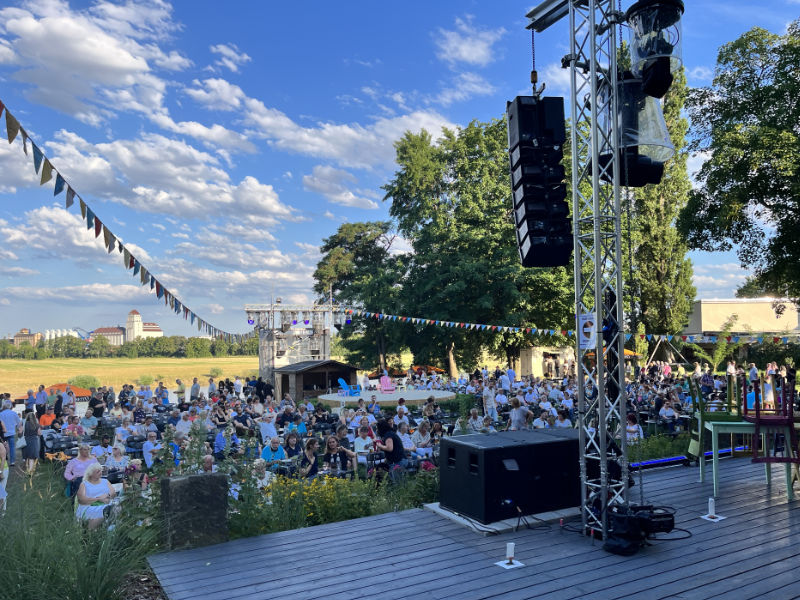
(0, 464, 159, 600)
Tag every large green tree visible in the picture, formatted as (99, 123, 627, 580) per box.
(629, 69, 695, 340)
(384, 119, 573, 374)
(313, 221, 407, 371)
(678, 20, 800, 299)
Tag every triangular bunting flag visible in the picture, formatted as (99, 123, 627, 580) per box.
(54, 173, 66, 196)
(140, 267, 148, 285)
(103, 226, 112, 249)
(66, 187, 75, 209)
(21, 129, 28, 155)
(40, 159, 53, 185)
(0, 99, 4, 117)
(32, 144, 44, 173)
(5, 110, 20, 144)
(85, 207, 94, 229)
(79, 198, 87, 219)
(106, 230, 116, 253)
(133, 260, 140, 276)
(94, 217, 102, 238)
(156, 282, 163, 298)
(646, 334, 653, 341)
(625, 333, 632, 341)
(150, 277, 155, 290)
(681, 335, 687, 341)
(123, 248, 131, 269)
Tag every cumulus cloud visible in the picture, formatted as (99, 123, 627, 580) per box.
(435, 16, 505, 67)
(44, 130, 296, 221)
(302, 165, 379, 209)
(693, 262, 750, 298)
(686, 66, 713, 82)
(245, 97, 453, 170)
(185, 77, 246, 110)
(434, 72, 496, 106)
(206, 303, 225, 314)
(210, 43, 251, 73)
(2, 282, 150, 302)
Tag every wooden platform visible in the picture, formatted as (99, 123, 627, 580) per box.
(149, 458, 800, 600)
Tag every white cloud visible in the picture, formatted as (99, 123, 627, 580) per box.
(245, 97, 454, 170)
(387, 235, 413, 256)
(207, 303, 225, 314)
(2, 282, 150, 302)
(693, 262, 750, 298)
(686, 66, 713, 82)
(171, 232, 189, 239)
(435, 16, 505, 67)
(0, 0, 188, 126)
(45, 130, 296, 222)
(210, 43, 251, 73)
(0, 265, 39, 277)
(435, 72, 496, 106)
(185, 77, 246, 111)
(0, 138, 37, 194)
(151, 223, 166, 231)
(303, 165, 379, 209)
(323, 210, 335, 219)
(541, 62, 571, 96)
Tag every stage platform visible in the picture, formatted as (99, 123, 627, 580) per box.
(148, 457, 800, 600)
(317, 388, 455, 409)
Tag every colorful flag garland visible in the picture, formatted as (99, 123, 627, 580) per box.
(1, 100, 252, 343)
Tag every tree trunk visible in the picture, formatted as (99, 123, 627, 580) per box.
(447, 341, 458, 378)
(377, 332, 387, 372)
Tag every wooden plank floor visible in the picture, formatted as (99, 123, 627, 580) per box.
(149, 458, 800, 600)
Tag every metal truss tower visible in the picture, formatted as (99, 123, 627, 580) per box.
(529, 0, 629, 538)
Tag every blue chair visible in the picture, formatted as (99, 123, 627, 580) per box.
(338, 378, 362, 397)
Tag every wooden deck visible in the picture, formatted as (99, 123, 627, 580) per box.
(149, 458, 800, 600)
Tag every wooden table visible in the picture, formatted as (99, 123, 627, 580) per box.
(699, 419, 796, 499)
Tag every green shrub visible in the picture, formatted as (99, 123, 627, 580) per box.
(209, 367, 224, 378)
(136, 374, 154, 386)
(67, 374, 101, 389)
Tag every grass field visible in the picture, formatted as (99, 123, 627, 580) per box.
(0, 356, 259, 398)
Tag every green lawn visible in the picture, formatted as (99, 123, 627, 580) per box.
(0, 356, 259, 397)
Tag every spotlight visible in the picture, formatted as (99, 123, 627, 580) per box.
(304, 319, 310, 325)
(626, 0, 684, 98)
(247, 318, 254, 325)
(346, 318, 351, 325)
(292, 319, 297, 325)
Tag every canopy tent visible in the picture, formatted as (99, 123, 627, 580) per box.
(585, 348, 640, 359)
(15, 382, 92, 403)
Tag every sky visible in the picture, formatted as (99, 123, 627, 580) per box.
(0, 0, 797, 338)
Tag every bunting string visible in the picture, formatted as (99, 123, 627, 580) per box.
(1, 100, 252, 344)
(334, 309, 800, 348)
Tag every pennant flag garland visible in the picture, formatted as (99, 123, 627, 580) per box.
(85, 207, 94, 229)
(40, 159, 54, 185)
(54, 173, 66, 196)
(6, 110, 20, 144)
(66, 187, 75, 209)
(32, 144, 44, 173)
(94, 217, 102, 238)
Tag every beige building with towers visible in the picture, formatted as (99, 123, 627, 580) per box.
(125, 310, 164, 342)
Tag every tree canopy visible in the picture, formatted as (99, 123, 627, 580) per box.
(678, 20, 800, 300)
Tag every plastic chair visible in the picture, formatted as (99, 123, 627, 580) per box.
(379, 375, 396, 394)
(337, 378, 362, 397)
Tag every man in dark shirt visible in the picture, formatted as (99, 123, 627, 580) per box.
(276, 406, 295, 428)
(335, 424, 352, 451)
(89, 393, 106, 419)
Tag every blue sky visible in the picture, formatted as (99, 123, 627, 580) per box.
(0, 0, 797, 338)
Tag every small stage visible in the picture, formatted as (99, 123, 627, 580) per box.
(318, 388, 455, 409)
(149, 458, 800, 599)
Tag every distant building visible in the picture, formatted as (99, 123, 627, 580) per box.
(44, 329, 80, 341)
(125, 310, 164, 342)
(684, 298, 800, 337)
(13, 328, 43, 347)
(93, 326, 125, 346)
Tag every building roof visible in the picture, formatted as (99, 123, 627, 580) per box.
(274, 360, 356, 374)
(128, 309, 140, 315)
(93, 327, 124, 334)
(142, 322, 162, 330)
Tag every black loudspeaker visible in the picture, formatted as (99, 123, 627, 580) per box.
(439, 429, 580, 524)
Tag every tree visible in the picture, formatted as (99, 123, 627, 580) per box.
(629, 69, 696, 349)
(384, 120, 573, 375)
(314, 221, 407, 371)
(118, 341, 139, 359)
(210, 339, 231, 357)
(185, 337, 212, 358)
(735, 276, 778, 299)
(678, 21, 800, 300)
(87, 335, 111, 358)
(686, 315, 744, 372)
(153, 336, 177, 357)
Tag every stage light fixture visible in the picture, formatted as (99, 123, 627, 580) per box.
(346, 318, 351, 325)
(304, 319, 310, 325)
(626, 0, 684, 98)
(598, 72, 674, 187)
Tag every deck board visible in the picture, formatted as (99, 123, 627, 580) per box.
(149, 458, 800, 600)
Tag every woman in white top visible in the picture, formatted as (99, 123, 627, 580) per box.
(625, 413, 643, 443)
(105, 445, 129, 471)
(76, 463, 116, 529)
